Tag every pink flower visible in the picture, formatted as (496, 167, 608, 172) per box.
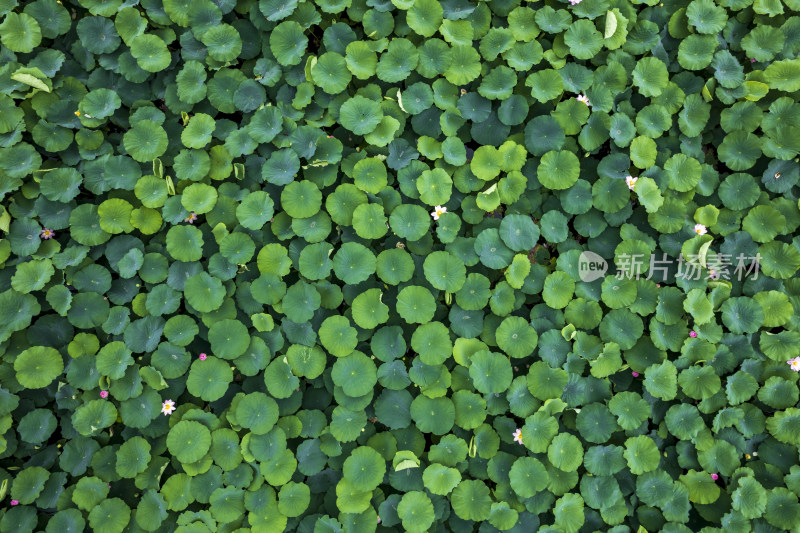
(100, 390, 108, 399)
(576, 94, 590, 106)
(632, 371, 639, 378)
(40, 228, 55, 240)
(711, 473, 719, 480)
(689, 331, 697, 338)
(693, 223, 707, 235)
(751, 58, 757, 63)
(161, 399, 176, 415)
(185, 212, 198, 224)
(10, 500, 18, 506)
(788, 357, 800, 372)
(199, 353, 207, 361)
(431, 206, 447, 220)
(625, 175, 638, 191)
(513, 428, 523, 444)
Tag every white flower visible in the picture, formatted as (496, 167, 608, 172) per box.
(576, 94, 590, 106)
(625, 175, 638, 191)
(512, 428, 523, 444)
(431, 206, 447, 220)
(693, 223, 707, 235)
(570, 0, 583, 4)
(161, 399, 176, 415)
(788, 357, 800, 372)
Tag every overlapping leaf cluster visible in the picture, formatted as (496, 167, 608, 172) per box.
(2, 0, 800, 531)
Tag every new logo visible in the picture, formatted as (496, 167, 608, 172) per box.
(578, 251, 608, 282)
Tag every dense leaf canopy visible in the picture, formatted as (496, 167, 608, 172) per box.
(1, 0, 800, 531)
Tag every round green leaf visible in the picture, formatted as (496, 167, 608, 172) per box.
(167, 420, 212, 464)
(538, 150, 580, 190)
(14, 346, 63, 388)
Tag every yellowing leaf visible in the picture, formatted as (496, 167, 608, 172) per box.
(744, 81, 769, 101)
(212, 222, 229, 244)
(11, 72, 50, 93)
(0, 206, 10, 233)
(702, 83, 713, 102)
(395, 459, 419, 471)
(397, 88, 407, 113)
(393, 450, 420, 471)
(476, 183, 500, 212)
(604, 11, 618, 39)
(304, 55, 317, 83)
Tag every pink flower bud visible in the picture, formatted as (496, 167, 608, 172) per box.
(632, 371, 639, 378)
(199, 353, 207, 361)
(10, 500, 18, 506)
(689, 331, 697, 338)
(100, 390, 108, 399)
(711, 473, 719, 480)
